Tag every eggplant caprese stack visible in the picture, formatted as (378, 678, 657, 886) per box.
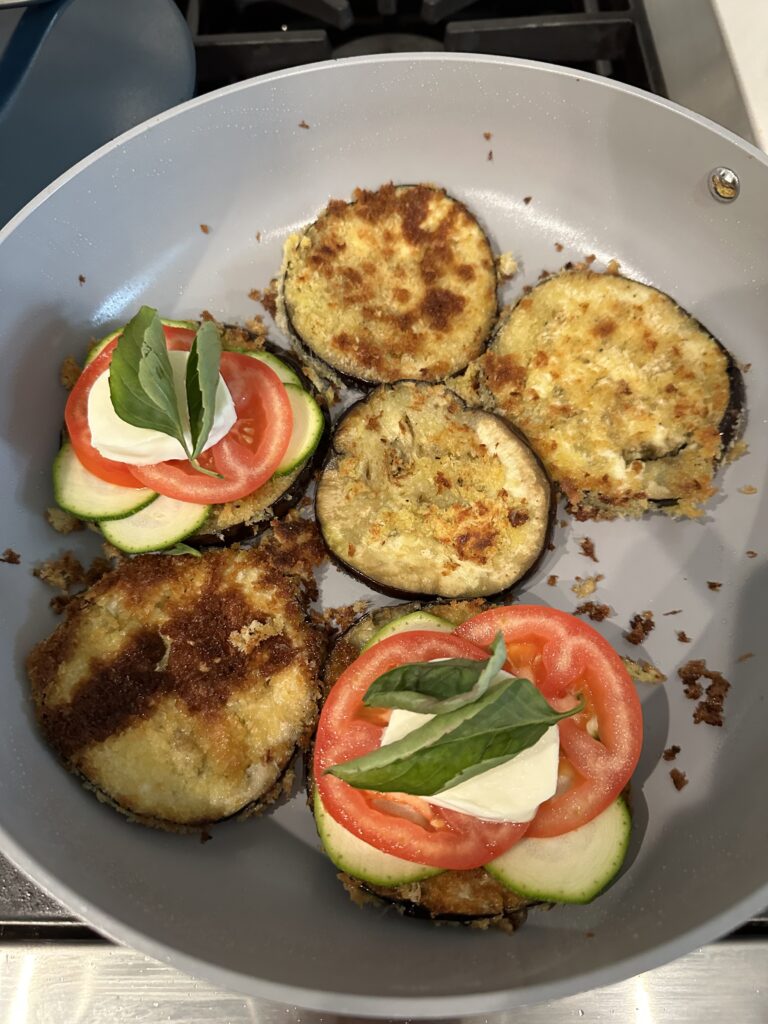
(54, 310, 328, 553)
(311, 601, 641, 930)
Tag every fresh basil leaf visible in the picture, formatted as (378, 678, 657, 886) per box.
(186, 320, 222, 461)
(363, 632, 508, 714)
(160, 543, 202, 557)
(327, 677, 582, 795)
(109, 306, 190, 452)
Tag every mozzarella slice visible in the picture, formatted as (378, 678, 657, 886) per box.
(88, 350, 237, 465)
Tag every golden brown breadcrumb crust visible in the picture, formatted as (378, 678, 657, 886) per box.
(28, 521, 327, 832)
(452, 270, 743, 520)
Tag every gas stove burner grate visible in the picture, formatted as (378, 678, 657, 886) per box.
(176, 0, 665, 97)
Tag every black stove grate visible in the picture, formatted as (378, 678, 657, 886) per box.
(175, 0, 665, 97)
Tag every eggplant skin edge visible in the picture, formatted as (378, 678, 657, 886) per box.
(279, 184, 500, 390)
(314, 383, 556, 602)
(467, 270, 747, 521)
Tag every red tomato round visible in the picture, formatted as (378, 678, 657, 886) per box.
(455, 606, 642, 838)
(63, 324, 197, 489)
(314, 631, 530, 870)
(130, 353, 293, 503)
(64, 341, 145, 488)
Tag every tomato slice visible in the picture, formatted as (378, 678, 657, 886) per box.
(455, 606, 642, 838)
(130, 353, 293, 503)
(64, 325, 197, 489)
(314, 631, 530, 870)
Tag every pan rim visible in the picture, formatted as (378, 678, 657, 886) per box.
(2, 52, 767, 1016)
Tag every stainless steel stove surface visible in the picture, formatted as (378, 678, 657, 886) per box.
(1, 1, 764, 1020)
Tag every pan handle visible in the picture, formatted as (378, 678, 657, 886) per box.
(0, 0, 75, 120)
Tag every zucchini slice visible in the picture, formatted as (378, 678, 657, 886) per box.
(485, 798, 632, 904)
(244, 350, 302, 387)
(314, 789, 441, 887)
(274, 384, 325, 476)
(315, 382, 553, 600)
(100, 495, 210, 553)
(460, 270, 745, 520)
(54, 443, 157, 521)
(361, 610, 454, 651)
(282, 183, 498, 386)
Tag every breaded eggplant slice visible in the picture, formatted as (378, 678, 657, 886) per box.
(27, 529, 326, 832)
(456, 270, 745, 520)
(281, 184, 497, 386)
(316, 599, 532, 931)
(315, 382, 553, 600)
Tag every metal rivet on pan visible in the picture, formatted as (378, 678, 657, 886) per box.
(709, 167, 740, 202)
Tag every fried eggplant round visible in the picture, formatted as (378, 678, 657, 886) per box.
(315, 382, 553, 600)
(459, 270, 745, 520)
(27, 542, 325, 831)
(281, 184, 498, 386)
(315, 599, 532, 931)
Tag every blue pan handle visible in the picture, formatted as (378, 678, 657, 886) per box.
(0, 0, 75, 118)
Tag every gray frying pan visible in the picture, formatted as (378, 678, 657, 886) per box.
(0, 54, 766, 1018)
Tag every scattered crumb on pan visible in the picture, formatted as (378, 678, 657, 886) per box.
(746, 550, 758, 558)
(622, 656, 666, 684)
(497, 252, 518, 280)
(575, 602, 612, 622)
(46, 507, 83, 535)
(676, 630, 691, 643)
(262, 278, 278, 319)
(737, 652, 754, 663)
(255, 231, 262, 242)
(34, 551, 85, 592)
(78, 274, 86, 286)
(571, 574, 603, 598)
(483, 131, 492, 140)
(724, 439, 749, 464)
(663, 745, 680, 761)
(579, 537, 598, 562)
(248, 288, 263, 302)
(662, 609, 682, 616)
(678, 660, 731, 726)
(322, 601, 371, 634)
(487, 150, 493, 162)
(738, 485, 757, 495)
(299, 120, 310, 129)
(59, 356, 81, 389)
(523, 196, 532, 205)
(1, 548, 20, 564)
(554, 242, 564, 253)
(546, 574, 558, 587)
(625, 610, 654, 645)
(199, 224, 210, 234)
(670, 768, 688, 791)
(707, 581, 722, 591)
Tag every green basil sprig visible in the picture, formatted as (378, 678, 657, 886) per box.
(363, 633, 507, 715)
(327, 635, 583, 796)
(108, 306, 223, 476)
